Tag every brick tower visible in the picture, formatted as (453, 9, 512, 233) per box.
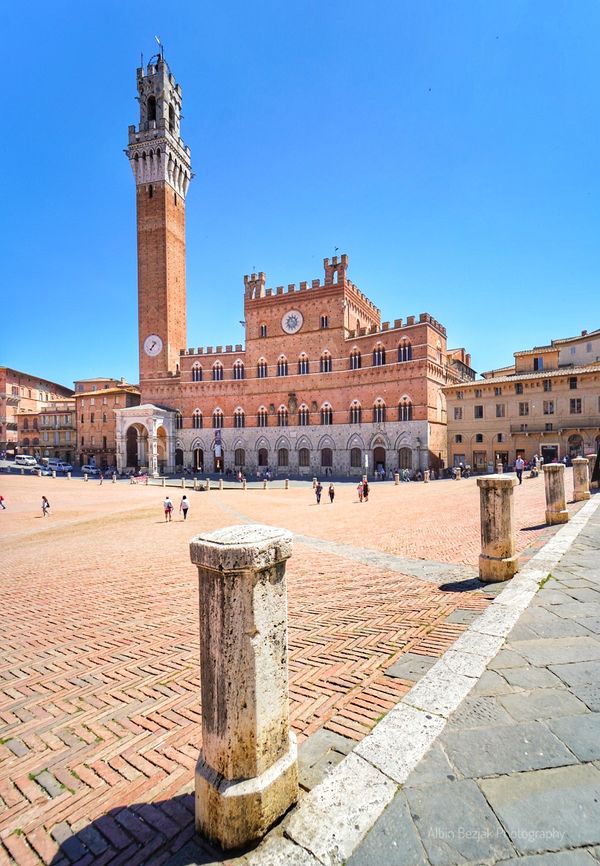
(127, 53, 192, 382)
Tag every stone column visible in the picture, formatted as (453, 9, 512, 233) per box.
(83, 473, 88, 482)
(181, 477, 186, 488)
(572, 457, 591, 502)
(161, 477, 166, 488)
(190, 525, 298, 849)
(544, 463, 569, 525)
(112, 473, 117, 483)
(477, 475, 519, 582)
(455, 467, 461, 480)
(242, 479, 247, 490)
(394, 473, 400, 485)
(205, 478, 211, 492)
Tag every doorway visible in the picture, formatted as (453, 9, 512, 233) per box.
(373, 446, 386, 473)
(541, 444, 558, 463)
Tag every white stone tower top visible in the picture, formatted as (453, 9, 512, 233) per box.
(126, 53, 192, 198)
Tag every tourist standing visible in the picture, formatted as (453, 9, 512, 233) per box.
(357, 482, 363, 502)
(163, 495, 174, 521)
(41, 496, 50, 517)
(328, 483, 335, 503)
(515, 456, 525, 485)
(0, 494, 5, 510)
(315, 481, 323, 504)
(363, 479, 370, 502)
(180, 495, 190, 520)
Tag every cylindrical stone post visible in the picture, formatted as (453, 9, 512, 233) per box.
(394, 473, 400, 485)
(477, 476, 519, 582)
(572, 457, 591, 502)
(496, 462, 503, 475)
(205, 479, 211, 492)
(21, 468, 25, 475)
(312, 477, 317, 488)
(242, 479, 247, 490)
(263, 479, 268, 490)
(190, 525, 298, 849)
(544, 463, 569, 525)
(455, 467, 461, 480)
(219, 478, 223, 491)
(83, 472, 88, 481)
(181, 477, 186, 488)
(112, 473, 117, 483)
(67, 471, 71, 479)
(423, 470, 430, 483)
(285, 479, 289, 489)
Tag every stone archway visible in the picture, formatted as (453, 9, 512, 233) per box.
(374, 446, 386, 473)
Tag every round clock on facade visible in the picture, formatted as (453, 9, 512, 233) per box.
(281, 310, 304, 335)
(143, 334, 163, 356)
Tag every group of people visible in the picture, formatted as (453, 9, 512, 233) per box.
(314, 482, 335, 504)
(162, 495, 190, 521)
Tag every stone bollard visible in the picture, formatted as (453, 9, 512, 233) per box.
(112, 473, 117, 483)
(423, 470, 430, 483)
(572, 457, 591, 502)
(455, 467, 461, 480)
(181, 477, 186, 488)
(394, 473, 400, 485)
(160, 477, 165, 487)
(67, 472, 71, 479)
(477, 475, 519, 582)
(496, 462, 503, 475)
(205, 478, 210, 492)
(544, 463, 569, 525)
(285, 479, 289, 490)
(242, 479, 247, 490)
(312, 477, 317, 489)
(190, 525, 298, 849)
(83, 472, 87, 481)
(219, 478, 224, 491)
(585, 454, 598, 490)
(263, 478, 268, 490)
(193, 477, 198, 491)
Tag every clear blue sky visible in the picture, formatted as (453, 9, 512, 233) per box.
(2, 1, 599, 387)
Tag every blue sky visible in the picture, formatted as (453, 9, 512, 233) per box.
(2, 1, 599, 387)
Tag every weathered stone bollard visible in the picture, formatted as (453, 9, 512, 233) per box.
(544, 463, 569, 525)
(394, 473, 400, 485)
(496, 462, 503, 475)
(21, 468, 25, 475)
(263, 478, 268, 490)
(572, 457, 591, 502)
(112, 473, 117, 483)
(242, 479, 247, 490)
(455, 467, 461, 480)
(205, 478, 211, 492)
(312, 477, 317, 489)
(285, 479, 289, 490)
(219, 478, 223, 491)
(586, 453, 598, 489)
(477, 475, 519, 582)
(181, 477, 186, 488)
(67, 471, 71, 479)
(423, 470, 430, 483)
(190, 525, 298, 849)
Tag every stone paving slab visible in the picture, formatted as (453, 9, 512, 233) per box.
(496, 688, 589, 721)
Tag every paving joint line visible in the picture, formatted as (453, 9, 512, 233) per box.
(242, 495, 600, 866)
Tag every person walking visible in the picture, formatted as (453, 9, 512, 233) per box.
(0, 494, 5, 510)
(180, 494, 190, 520)
(357, 481, 363, 502)
(328, 483, 335, 504)
(363, 479, 370, 502)
(99, 472, 104, 485)
(315, 481, 323, 504)
(163, 495, 174, 521)
(515, 455, 525, 485)
(41, 495, 50, 517)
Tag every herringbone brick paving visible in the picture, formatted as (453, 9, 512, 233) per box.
(0, 473, 575, 864)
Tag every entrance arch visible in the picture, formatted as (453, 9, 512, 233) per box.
(373, 446, 386, 473)
(157, 426, 168, 474)
(193, 448, 204, 471)
(398, 447, 412, 471)
(175, 448, 184, 468)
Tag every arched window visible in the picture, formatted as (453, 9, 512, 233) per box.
(260, 323, 267, 338)
(298, 405, 310, 426)
(398, 399, 413, 421)
(212, 409, 224, 429)
(257, 407, 268, 427)
(475, 433, 483, 443)
(257, 359, 268, 378)
(320, 352, 332, 373)
(350, 350, 361, 370)
(174, 411, 183, 430)
(192, 363, 203, 382)
(373, 399, 386, 423)
(321, 448, 333, 467)
(299, 448, 310, 467)
(147, 95, 156, 122)
(398, 340, 412, 362)
(278, 448, 289, 467)
(212, 362, 224, 381)
(193, 409, 203, 429)
(277, 357, 288, 377)
(233, 408, 245, 428)
(320, 315, 329, 329)
(258, 448, 268, 467)
(168, 104, 176, 132)
(349, 401, 362, 424)
(320, 404, 333, 425)
(298, 354, 309, 375)
(234, 448, 245, 467)
(277, 406, 289, 427)
(398, 447, 412, 470)
(350, 448, 362, 468)
(233, 360, 245, 380)
(373, 344, 386, 366)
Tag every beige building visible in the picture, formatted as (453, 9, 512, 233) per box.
(445, 328, 600, 470)
(75, 380, 140, 469)
(0, 367, 73, 455)
(16, 399, 76, 464)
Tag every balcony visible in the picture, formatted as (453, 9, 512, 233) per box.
(510, 416, 600, 435)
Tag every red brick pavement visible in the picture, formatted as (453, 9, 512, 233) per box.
(0, 473, 577, 864)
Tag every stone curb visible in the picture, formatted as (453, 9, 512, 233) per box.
(246, 496, 600, 866)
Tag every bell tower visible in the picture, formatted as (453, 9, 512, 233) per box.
(127, 53, 192, 381)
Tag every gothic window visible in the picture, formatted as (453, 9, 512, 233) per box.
(278, 448, 289, 467)
(212, 362, 224, 381)
(320, 315, 329, 329)
(349, 401, 362, 424)
(233, 408, 245, 428)
(298, 354, 309, 375)
(320, 352, 332, 373)
(175, 411, 183, 430)
(234, 448, 245, 467)
(350, 350, 361, 370)
(320, 404, 333, 425)
(373, 345, 386, 366)
(398, 399, 413, 421)
(233, 360, 245, 380)
(193, 409, 203, 429)
(260, 324, 267, 338)
(277, 407, 289, 427)
(257, 359, 268, 378)
(298, 405, 310, 426)
(147, 95, 156, 123)
(373, 399, 386, 423)
(212, 409, 224, 429)
(277, 357, 288, 376)
(398, 340, 412, 362)
(350, 447, 362, 468)
(258, 448, 268, 467)
(299, 447, 310, 467)
(257, 407, 268, 427)
(321, 448, 333, 467)
(192, 364, 203, 382)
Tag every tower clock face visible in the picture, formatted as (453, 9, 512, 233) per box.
(281, 310, 304, 335)
(143, 334, 163, 356)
